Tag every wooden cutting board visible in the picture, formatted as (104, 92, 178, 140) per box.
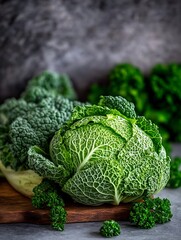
(0, 178, 131, 224)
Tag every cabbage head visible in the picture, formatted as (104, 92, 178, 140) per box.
(28, 96, 170, 206)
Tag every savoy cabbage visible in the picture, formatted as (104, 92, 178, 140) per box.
(28, 96, 170, 206)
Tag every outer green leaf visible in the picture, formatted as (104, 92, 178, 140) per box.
(50, 116, 129, 176)
(136, 116, 162, 154)
(117, 125, 170, 200)
(63, 159, 124, 205)
(28, 146, 69, 187)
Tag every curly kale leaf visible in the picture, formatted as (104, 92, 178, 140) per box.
(50, 206, 67, 231)
(22, 86, 54, 104)
(136, 116, 162, 154)
(0, 95, 82, 170)
(9, 97, 81, 169)
(0, 124, 16, 168)
(129, 198, 156, 229)
(0, 98, 36, 125)
(32, 178, 65, 208)
(28, 146, 70, 187)
(22, 71, 76, 101)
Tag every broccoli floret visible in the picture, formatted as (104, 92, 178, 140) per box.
(22, 71, 77, 101)
(167, 157, 181, 188)
(32, 179, 66, 231)
(100, 220, 121, 238)
(129, 197, 173, 229)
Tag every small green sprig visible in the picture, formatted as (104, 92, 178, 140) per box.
(100, 220, 121, 238)
(50, 206, 67, 231)
(129, 197, 173, 229)
(32, 179, 66, 231)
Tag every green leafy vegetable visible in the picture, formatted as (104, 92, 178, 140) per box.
(28, 95, 170, 206)
(22, 71, 77, 102)
(0, 98, 36, 125)
(88, 83, 107, 104)
(32, 179, 66, 231)
(100, 220, 121, 238)
(0, 71, 81, 196)
(88, 63, 146, 113)
(146, 63, 181, 142)
(167, 157, 181, 188)
(31, 179, 62, 208)
(108, 63, 146, 113)
(0, 97, 81, 170)
(129, 197, 173, 229)
(148, 63, 181, 109)
(87, 62, 181, 145)
(50, 206, 67, 231)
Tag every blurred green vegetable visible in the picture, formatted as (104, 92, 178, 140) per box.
(147, 63, 181, 142)
(88, 63, 147, 113)
(148, 63, 181, 110)
(87, 62, 181, 145)
(167, 157, 181, 188)
(108, 63, 146, 113)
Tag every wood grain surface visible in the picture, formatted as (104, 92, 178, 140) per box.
(0, 178, 131, 224)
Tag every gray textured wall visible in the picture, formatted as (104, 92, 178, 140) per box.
(0, 0, 181, 102)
